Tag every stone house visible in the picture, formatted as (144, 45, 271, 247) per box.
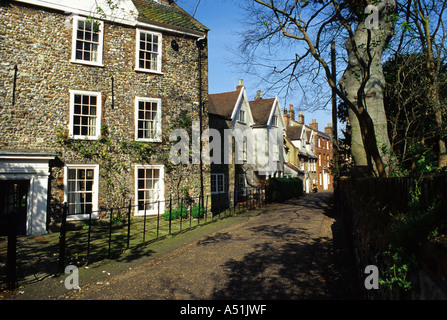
(0, 0, 209, 234)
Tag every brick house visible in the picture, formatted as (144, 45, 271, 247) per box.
(283, 107, 333, 192)
(0, 0, 209, 234)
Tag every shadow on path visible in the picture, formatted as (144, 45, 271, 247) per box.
(211, 192, 359, 300)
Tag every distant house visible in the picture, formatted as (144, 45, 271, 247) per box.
(249, 90, 286, 181)
(0, 0, 209, 234)
(208, 80, 255, 208)
(208, 83, 286, 209)
(283, 106, 333, 192)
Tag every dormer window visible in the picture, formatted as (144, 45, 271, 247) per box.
(71, 16, 104, 66)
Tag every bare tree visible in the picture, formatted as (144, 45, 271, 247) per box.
(236, 0, 398, 177)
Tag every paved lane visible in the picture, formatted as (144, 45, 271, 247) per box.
(58, 192, 351, 300)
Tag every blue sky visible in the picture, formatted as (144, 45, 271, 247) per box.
(177, 0, 335, 132)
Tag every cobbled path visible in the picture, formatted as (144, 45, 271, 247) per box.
(57, 192, 355, 300)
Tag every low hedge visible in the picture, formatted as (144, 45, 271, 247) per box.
(162, 204, 205, 221)
(266, 177, 303, 203)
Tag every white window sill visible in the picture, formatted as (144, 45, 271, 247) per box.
(67, 213, 99, 221)
(135, 68, 163, 75)
(135, 138, 162, 143)
(70, 60, 104, 68)
(70, 135, 100, 141)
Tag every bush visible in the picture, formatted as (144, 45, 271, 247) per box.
(162, 204, 206, 221)
(162, 204, 189, 221)
(190, 205, 205, 219)
(266, 177, 303, 203)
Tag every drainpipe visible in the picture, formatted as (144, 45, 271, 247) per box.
(197, 34, 206, 210)
(12, 65, 18, 107)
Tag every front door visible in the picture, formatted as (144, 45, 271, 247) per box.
(0, 180, 29, 235)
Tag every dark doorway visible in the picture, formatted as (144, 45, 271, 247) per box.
(0, 180, 29, 235)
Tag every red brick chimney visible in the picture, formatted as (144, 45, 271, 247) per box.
(309, 119, 318, 131)
(325, 123, 333, 137)
(298, 111, 304, 124)
(289, 104, 295, 122)
(283, 108, 290, 127)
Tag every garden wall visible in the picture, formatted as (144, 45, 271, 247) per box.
(338, 175, 447, 299)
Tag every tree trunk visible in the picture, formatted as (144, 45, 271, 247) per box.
(339, 18, 394, 177)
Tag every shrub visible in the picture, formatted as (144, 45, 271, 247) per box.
(266, 177, 303, 203)
(162, 204, 205, 221)
(162, 204, 189, 221)
(190, 205, 205, 219)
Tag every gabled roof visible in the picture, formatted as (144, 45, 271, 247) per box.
(133, 0, 209, 34)
(249, 98, 276, 125)
(208, 90, 241, 120)
(286, 125, 303, 141)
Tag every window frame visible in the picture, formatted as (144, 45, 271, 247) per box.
(135, 28, 163, 74)
(69, 90, 102, 140)
(64, 164, 99, 221)
(134, 164, 165, 216)
(211, 173, 225, 195)
(238, 109, 245, 123)
(134, 97, 162, 142)
(71, 15, 104, 67)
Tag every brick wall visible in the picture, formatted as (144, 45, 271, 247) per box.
(338, 176, 447, 299)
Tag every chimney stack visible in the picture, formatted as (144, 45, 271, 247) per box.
(289, 104, 295, 121)
(325, 123, 333, 137)
(309, 119, 318, 131)
(298, 111, 304, 124)
(255, 90, 262, 100)
(236, 79, 244, 90)
(283, 108, 290, 127)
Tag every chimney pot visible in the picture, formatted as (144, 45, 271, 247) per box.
(236, 79, 244, 90)
(298, 111, 304, 124)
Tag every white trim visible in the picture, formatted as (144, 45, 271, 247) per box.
(134, 97, 162, 142)
(135, 29, 163, 74)
(134, 164, 165, 216)
(70, 15, 104, 67)
(69, 90, 102, 140)
(64, 164, 100, 221)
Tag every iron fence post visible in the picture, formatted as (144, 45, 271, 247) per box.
(156, 200, 160, 239)
(126, 199, 131, 250)
(143, 202, 147, 245)
(6, 215, 17, 290)
(86, 210, 92, 264)
(180, 197, 183, 232)
(108, 208, 113, 258)
(58, 203, 68, 274)
(169, 196, 172, 235)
